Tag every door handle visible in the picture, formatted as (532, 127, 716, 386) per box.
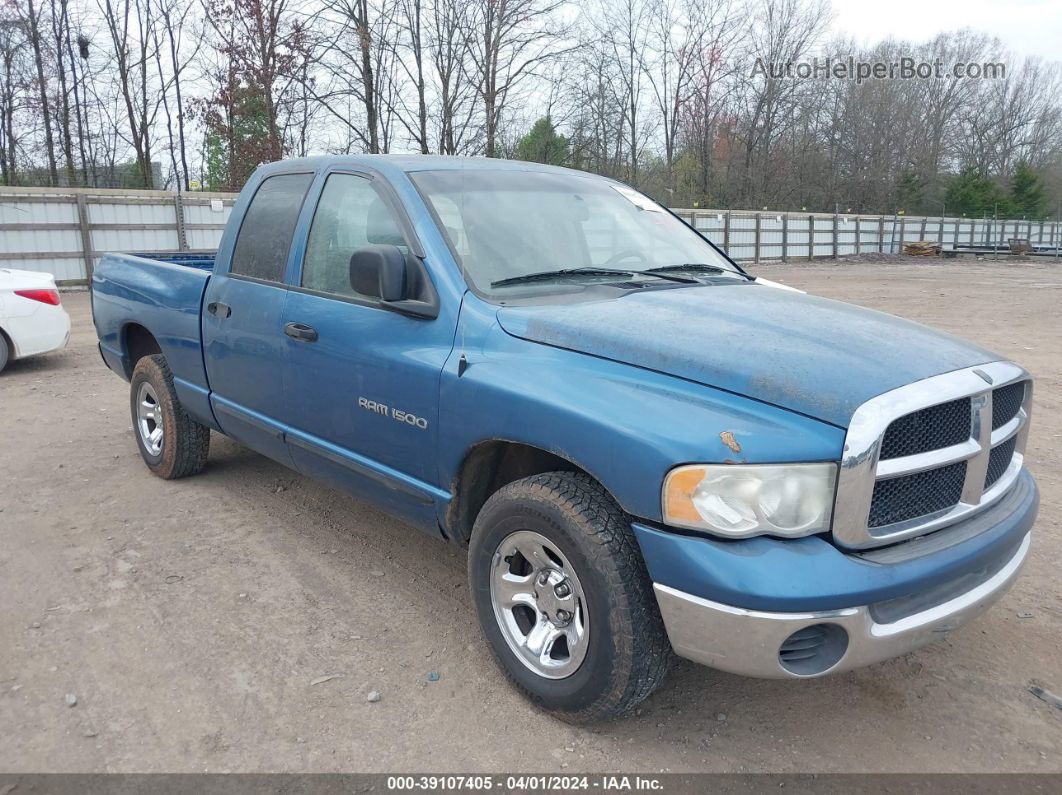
(207, 301, 231, 318)
(284, 322, 319, 342)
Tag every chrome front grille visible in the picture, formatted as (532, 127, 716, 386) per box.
(879, 397, 971, 460)
(984, 436, 1018, 490)
(867, 461, 967, 528)
(992, 381, 1026, 429)
(833, 362, 1032, 550)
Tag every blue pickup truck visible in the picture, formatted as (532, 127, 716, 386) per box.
(92, 156, 1038, 722)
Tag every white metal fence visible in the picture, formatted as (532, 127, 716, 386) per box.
(0, 186, 237, 283)
(672, 209, 1062, 262)
(3, 187, 1061, 284)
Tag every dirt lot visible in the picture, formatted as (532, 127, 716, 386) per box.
(1, 258, 1060, 773)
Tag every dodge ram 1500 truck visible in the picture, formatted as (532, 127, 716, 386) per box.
(92, 156, 1039, 722)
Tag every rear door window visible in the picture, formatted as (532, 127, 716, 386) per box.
(231, 173, 314, 282)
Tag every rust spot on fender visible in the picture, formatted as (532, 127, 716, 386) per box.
(719, 431, 742, 454)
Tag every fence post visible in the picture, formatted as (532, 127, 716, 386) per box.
(723, 211, 731, 254)
(953, 218, 959, 251)
(899, 216, 905, 252)
(75, 193, 95, 283)
(781, 213, 789, 262)
(173, 194, 188, 251)
(754, 212, 762, 263)
(878, 216, 885, 252)
(832, 214, 839, 259)
(919, 217, 926, 240)
(854, 216, 861, 255)
(808, 214, 815, 260)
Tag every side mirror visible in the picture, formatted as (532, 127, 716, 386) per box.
(349, 244, 407, 302)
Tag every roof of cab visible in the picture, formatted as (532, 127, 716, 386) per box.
(252, 154, 597, 180)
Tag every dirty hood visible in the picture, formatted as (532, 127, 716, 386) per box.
(496, 283, 1000, 427)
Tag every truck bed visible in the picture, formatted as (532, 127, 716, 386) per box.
(129, 252, 218, 271)
(91, 251, 215, 413)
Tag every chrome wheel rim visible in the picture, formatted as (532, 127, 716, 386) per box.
(136, 381, 164, 456)
(490, 530, 589, 679)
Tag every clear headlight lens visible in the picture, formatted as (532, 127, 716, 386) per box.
(662, 463, 836, 539)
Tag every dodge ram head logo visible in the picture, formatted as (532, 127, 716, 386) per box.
(358, 397, 428, 430)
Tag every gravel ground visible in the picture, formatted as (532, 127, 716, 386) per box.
(1, 257, 1060, 772)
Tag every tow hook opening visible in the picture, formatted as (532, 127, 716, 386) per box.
(778, 623, 849, 676)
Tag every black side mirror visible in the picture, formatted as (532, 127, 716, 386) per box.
(349, 244, 407, 302)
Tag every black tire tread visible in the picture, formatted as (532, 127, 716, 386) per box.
(474, 471, 673, 722)
(132, 354, 210, 479)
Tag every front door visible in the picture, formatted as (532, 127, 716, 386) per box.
(280, 171, 456, 529)
(202, 171, 314, 465)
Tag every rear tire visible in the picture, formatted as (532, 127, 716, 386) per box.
(130, 354, 210, 479)
(0, 333, 8, 374)
(468, 472, 672, 723)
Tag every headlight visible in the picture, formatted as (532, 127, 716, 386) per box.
(662, 463, 836, 539)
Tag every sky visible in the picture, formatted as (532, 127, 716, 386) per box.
(829, 0, 1062, 62)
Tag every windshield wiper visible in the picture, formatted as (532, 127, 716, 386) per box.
(491, 267, 696, 288)
(648, 263, 751, 280)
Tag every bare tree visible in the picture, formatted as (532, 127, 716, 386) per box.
(465, 0, 569, 158)
(19, 0, 59, 184)
(0, 12, 28, 183)
(391, 0, 428, 153)
(735, 0, 829, 205)
(428, 0, 478, 154)
(310, 0, 397, 153)
(100, 0, 164, 186)
(595, 0, 654, 185)
(150, 0, 199, 189)
(203, 0, 308, 164)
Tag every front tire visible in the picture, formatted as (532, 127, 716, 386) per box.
(468, 472, 672, 723)
(130, 354, 210, 479)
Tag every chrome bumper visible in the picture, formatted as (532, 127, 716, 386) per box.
(654, 532, 1031, 679)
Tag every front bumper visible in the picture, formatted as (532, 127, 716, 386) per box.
(634, 468, 1038, 678)
(654, 532, 1030, 678)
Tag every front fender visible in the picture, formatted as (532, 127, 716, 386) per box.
(437, 299, 845, 523)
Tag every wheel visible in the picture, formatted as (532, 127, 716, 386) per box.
(468, 472, 672, 722)
(0, 333, 8, 374)
(129, 354, 210, 479)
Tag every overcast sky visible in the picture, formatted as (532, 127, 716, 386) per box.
(829, 0, 1062, 62)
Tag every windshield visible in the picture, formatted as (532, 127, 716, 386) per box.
(409, 168, 744, 299)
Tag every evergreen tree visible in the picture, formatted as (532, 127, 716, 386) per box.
(202, 133, 229, 192)
(895, 171, 925, 214)
(1010, 160, 1047, 219)
(945, 167, 1011, 217)
(516, 117, 570, 166)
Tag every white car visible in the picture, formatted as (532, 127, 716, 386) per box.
(0, 268, 71, 373)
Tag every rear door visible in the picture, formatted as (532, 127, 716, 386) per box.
(279, 170, 456, 529)
(202, 172, 314, 464)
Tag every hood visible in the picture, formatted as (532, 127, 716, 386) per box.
(496, 283, 1000, 427)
